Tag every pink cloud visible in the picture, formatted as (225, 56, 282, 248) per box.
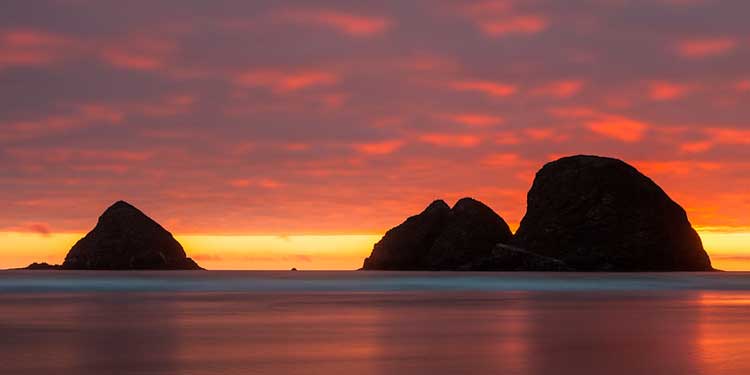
(0, 29, 78, 68)
(444, 113, 504, 127)
(1, 103, 123, 141)
(479, 15, 548, 37)
(99, 36, 175, 71)
(675, 37, 737, 58)
(494, 131, 522, 145)
(648, 81, 692, 101)
(586, 116, 649, 142)
(279, 9, 390, 37)
(525, 128, 569, 142)
(419, 133, 482, 148)
(459, 2, 547, 37)
(451, 80, 517, 97)
(236, 69, 338, 93)
(282, 143, 311, 152)
(352, 140, 405, 155)
(137, 94, 196, 117)
(735, 79, 750, 92)
(546, 106, 599, 119)
(8, 147, 153, 163)
(532, 79, 585, 98)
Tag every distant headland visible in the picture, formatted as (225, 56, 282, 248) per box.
(24, 155, 713, 272)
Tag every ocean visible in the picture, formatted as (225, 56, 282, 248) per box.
(2, 271, 750, 374)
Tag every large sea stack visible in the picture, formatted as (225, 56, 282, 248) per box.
(512, 155, 712, 271)
(62, 201, 202, 270)
(362, 198, 513, 270)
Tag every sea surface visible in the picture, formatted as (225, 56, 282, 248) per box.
(2, 271, 750, 375)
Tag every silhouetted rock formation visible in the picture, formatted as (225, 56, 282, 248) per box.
(24, 262, 62, 270)
(362, 198, 513, 270)
(512, 155, 713, 271)
(62, 201, 202, 270)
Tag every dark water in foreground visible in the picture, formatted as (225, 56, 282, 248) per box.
(2, 271, 750, 374)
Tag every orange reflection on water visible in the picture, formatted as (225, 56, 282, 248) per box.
(696, 292, 750, 374)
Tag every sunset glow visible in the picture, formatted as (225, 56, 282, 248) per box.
(1, 0, 749, 269)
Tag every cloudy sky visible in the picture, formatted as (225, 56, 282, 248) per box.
(1, 0, 749, 269)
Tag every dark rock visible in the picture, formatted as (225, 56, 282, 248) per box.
(62, 201, 203, 270)
(468, 244, 571, 271)
(361, 198, 513, 270)
(512, 155, 713, 271)
(429, 198, 514, 269)
(291, 267, 298, 271)
(24, 262, 62, 270)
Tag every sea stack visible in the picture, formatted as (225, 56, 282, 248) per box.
(362, 198, 513, 270)
(62, 201, 202, 270)
(512, 155, 712, 271)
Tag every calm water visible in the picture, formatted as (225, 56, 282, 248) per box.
(2, 271, 750, 374)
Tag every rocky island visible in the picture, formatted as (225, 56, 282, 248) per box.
(512, 155, 712, 271)
(362, 155, 714, 271)
(362, 197, 513, 270)
(26, 200, 202, 270)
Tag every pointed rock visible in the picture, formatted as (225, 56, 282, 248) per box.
(428, 198, 513, 270)
(63, 201, 202, 270)
(362, 200, 451, 270)
(512, 155, 713, 271)
(361, 198, 513, 270)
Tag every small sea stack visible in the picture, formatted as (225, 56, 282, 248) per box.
(62, 200, 202, 270)
(362, 198, 513, 270)
(512, 155, 713, 271)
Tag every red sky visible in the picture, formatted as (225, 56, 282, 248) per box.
(1, 0, 749, 269)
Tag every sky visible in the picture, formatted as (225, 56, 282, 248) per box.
(1, 0, 749, 270)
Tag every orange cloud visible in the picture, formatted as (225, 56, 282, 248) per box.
(680, 141, 713, 153)
(706, 128, 750, 144)
(451, 80, 517, 97)
(648, 81, 692, 101)
(352, 140, 405, 155)
(532, 79, 584, 98)
(419, 133, 481, 148)
(675, 37, 737, 58)
(634, 160, 722, 176)
(677, 128, 750, 153)
(444, 113, 504, 127)
(236, 69, 338, 93)
(481, 153, 521, 167)
(586, 116, 649, 142)
(229, 178, 284, 189)
(479, 15, 548, 37)
(279, 9, 390, 37)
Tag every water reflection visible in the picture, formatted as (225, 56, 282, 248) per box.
(696, 292, 750, 374)
(3, 291, 750, 374)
